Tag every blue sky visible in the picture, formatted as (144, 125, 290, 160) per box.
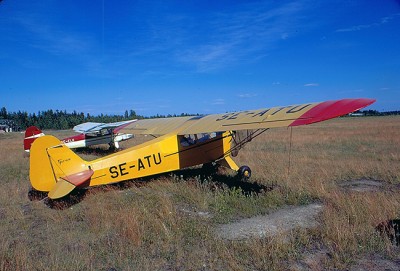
(1, 0, 399, 116)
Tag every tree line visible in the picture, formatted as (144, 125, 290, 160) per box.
(0, 107, 197, 131)
(355, 109, 400, 116)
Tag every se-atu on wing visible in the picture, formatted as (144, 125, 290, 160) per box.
(121, 98, 376, 136)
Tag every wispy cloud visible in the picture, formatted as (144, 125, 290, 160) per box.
(304, 83, 319, 87)
(15, 16, 93, 56)
(7, 1, 312, 76)
(212, 99, 225, 105)
(238, 93, 257, 98)
(172, 1, 309, 72)
(336, 13, 400, 32)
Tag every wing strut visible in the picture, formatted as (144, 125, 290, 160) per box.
(286, 127, 293, 181)
(224, 128, 269, 158)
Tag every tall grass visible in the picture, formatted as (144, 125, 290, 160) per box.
(0, 116, 399, 270)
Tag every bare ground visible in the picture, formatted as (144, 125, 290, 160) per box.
(289, 249, 400, 271)
(215, 178, 400, 270)
(337, 178, 385, 192)
(215, 203, 323, 240)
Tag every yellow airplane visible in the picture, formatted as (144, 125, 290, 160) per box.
(28, 98, 375, 200)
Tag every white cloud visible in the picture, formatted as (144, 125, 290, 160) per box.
(175, 1, 309, 72)
(336, 13, 399, 32)
(238, 93, 257, 98)
(281, 33, 289, 40)
(15, 16, 93, 56)
(212, 99, 225, 105)
(304, 83, 319, 87)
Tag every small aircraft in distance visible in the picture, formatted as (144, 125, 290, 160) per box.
(24, 120, 136, 152)
(28, 98, 375, 200)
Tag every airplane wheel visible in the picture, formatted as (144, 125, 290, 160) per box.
(238, 165, 251, 181)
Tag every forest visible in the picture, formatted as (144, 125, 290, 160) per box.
(0, 107, 196, 131)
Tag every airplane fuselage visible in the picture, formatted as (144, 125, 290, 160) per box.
(30, 131, 235, 194)
(62, 133, 133, 149)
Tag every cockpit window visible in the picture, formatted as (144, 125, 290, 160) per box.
(180, 132, 222, 146)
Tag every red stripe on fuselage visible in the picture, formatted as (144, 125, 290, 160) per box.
(62, 133, 86, 143)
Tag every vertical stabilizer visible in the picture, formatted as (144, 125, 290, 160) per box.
(30, 135, 92, 199)
(24, 126, 45, 152)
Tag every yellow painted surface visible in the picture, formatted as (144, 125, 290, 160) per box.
(30, 135, 61, 191)
(29, 131, 239, 194)
(47, 144, 89, 180)
(30, 135, 90, 192)
(88, 133, 181, 186)
(121, 102, 320, 136)
(48, 179, 76, 199)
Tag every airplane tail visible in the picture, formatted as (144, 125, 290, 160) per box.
(24, 126, 45, 152)
(30, 135, 93, 199)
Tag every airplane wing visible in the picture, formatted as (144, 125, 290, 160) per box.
(73, 120, 137, 134)
(121, 116, 195, 135)
(122, 98, 375, 136)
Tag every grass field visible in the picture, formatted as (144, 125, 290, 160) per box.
(0, 116, 399, 270)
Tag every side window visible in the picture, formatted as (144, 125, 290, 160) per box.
(180, 132, 222, 147)
(180, 134, 196, 146)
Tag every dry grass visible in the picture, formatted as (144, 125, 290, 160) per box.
(0, 116, 399, 270)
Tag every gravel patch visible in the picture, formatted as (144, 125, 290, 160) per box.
(215, 203, 323, 240)
(338, 178, 384, 192)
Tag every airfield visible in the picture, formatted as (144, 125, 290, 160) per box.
(0, 116, 399, 270)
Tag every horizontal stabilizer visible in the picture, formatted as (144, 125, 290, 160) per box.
(48, 179, 76, 199)
(48, 169, 94, 199)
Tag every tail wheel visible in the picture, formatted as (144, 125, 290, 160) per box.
(238, 165, 251, 181)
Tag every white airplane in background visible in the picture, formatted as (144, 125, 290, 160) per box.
(24, 120, 136, 152)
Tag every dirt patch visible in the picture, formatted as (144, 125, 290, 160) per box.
(338, 178, 385, 192)
(215, 203, 323, 240)
(348, 254, 400, 271)
(289, 247, 331, 271)
(176, 204, 213, 219)
(289, 250, 400, 271)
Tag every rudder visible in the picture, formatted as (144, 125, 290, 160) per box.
(24, 126, 45, 152)
(30, 135, 93, 199)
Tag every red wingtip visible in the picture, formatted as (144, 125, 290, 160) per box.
(290, 98, 376, 127)
(113, 120, 137, 134)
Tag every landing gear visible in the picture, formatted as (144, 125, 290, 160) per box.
(238, 165, 251, 181)
(109, 141, 118, 151)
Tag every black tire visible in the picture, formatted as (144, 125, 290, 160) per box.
(238, 165, 251, 181)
